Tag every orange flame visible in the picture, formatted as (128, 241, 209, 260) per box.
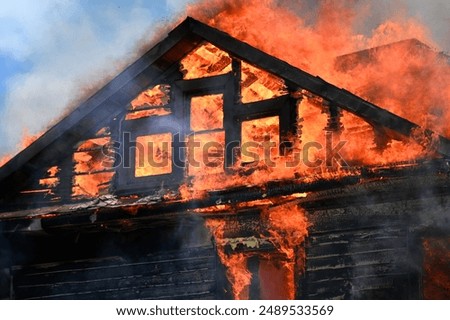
(264, 203, 309, 260)
(203, 202, 308, 299)
(174, 3, 448, 199)
(125, 108, 171, 120)
(20, 129, 43, 150)
(72, 137, 114, 198)
(126, 84, 172, 120)
(241, 62, 287, 103)
(205, 219, 252, 299)
(181, 43, 232, 79)
(6, 1, 448, 192)
(135, 133, 172, 177)
(262, 202, 309, 298)
(190, 94, 224, 131)
(38, 166, 60, 189)
(0, 155, 12, 168)
(187, 131, 225, 177)
(184, 0, 449, 165)
(0, 129, 43, 169)
(241, 115, 280, 163)
(130, 84, 170, 109)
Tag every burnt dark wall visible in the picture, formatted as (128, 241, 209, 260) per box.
(300, 225, 421, 299)
(295, 173, 450, 300)
(296, 195, 450, 298)
(11, 246, 217, 300)
(2, 176, 450, 300)
(0, 214, 222, 300)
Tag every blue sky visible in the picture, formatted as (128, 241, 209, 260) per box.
(0, 0, 194, 158)
(0, 0, 449, 159)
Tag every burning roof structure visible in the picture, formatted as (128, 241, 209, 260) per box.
(0, 17, 449, 300)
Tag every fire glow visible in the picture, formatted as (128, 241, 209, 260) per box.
(1, 0, 449, 300)
(174, 1, 449, 298)
(205, 202, 308, 299)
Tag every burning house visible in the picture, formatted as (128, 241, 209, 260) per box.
(0, 17, 449, 299)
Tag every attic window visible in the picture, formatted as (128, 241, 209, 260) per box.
(126, 84, 171, 120)
(187, 131, 225, 176)
(190, 94, 224, 131)
(187, 94, 225, 176)
(241, 62, 287, 103)
(181, 42, 232, 79)
(241, 116, 280, 164)
(135, 133, 172, 177)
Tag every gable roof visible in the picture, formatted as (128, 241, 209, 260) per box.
(1, 17, 449, 192)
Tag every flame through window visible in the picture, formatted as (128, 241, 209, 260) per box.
(135, 133, 173, 177)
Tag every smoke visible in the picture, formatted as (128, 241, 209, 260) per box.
(297, 0, 449, 53)
(374, 1, 447, 49)
(0, 0, 194, 158)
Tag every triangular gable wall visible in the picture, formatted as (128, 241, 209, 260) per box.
(1, 17, 449, 210)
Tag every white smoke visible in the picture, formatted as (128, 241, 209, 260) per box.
(0, 0, 194, 158)
(299, 0, 449, 52)
(360, 0, 449, 52)
(402, 0, 450, 52)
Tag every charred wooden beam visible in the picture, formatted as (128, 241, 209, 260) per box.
(1, 175, 360, 233)
(324, 103, 343, 133)
(234, 95, 288, 118)
(174, 73, 231, 93)
(280, 95, 300, 155)
(372, 125, 391, 151)
(232, 58, 242, 104)
(223, 70, 239, 169)
(2, 157, 449, 216)
(56, 156, 74, 202)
